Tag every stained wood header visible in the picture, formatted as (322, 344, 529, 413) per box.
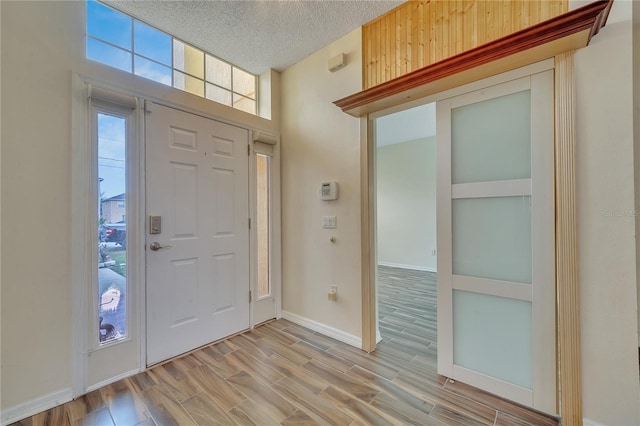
(363, 1, 567, 89)
(335, 0, 613, 117)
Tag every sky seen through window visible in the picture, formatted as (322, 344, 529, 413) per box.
(86, 0, 256, 114)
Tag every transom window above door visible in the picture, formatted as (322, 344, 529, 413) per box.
(86, 0, 257, 115)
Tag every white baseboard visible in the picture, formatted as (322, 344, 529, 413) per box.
(281, 311, 362, 349)
(86, 368, 140, 393)
(583, 419, 605, 426)
(378, 262, 436, 273)
(1, 388, 73, 426)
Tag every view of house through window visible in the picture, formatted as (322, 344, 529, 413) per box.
(86, 0, 257, 114)
(256, 154, 271, 298)
(97, 112, 128, 344)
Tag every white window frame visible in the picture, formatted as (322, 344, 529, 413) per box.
(86, 0, 258, 115)
(72, 78, 145, 396)
(90, 100, 134, 348)
(249, 132, 282, 326)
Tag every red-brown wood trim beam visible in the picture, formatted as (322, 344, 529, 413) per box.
(334, 0, 613, 115)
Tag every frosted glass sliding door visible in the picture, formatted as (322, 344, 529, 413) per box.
(437, 70, 556, 413)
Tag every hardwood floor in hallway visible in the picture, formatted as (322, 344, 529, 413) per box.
(375, 265, 560, 426)
(12, 269, 559, 425)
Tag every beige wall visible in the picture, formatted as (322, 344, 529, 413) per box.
(1, 0, 279, 415)
(280, 1, 640, 422)
(2, 0, 639, 423)
(280, 29, 363, 338)
(376, 137, 436, 271)
(1, 1, 80, 410)
(572, 0, 640, 423)
(0, 0, 4, 414)
(635, 0, 640, 359)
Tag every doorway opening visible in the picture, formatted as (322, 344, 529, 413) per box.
(374, 102, 437, 361)
(366, 63, 557, 413)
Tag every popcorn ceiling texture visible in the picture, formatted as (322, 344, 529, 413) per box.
(104, 0, 403, 75)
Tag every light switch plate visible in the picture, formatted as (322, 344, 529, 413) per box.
(322, 216, 337, 229)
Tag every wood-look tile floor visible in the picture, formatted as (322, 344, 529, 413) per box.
(12, 266, 559, 426)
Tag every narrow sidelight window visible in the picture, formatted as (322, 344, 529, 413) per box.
(256, 153, 271, 298)
(96, 111, 128, 344)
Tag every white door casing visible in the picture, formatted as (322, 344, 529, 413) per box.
(250, 140, 280, 325)
(85, 94, 143, 391)
(436, 71, 556, 412)
(145, 102, 250, 366)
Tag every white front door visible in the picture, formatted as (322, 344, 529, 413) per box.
(436, 71, 556, 412)
(145, 102, 250, 365)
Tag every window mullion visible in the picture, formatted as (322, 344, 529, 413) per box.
(88, 1, 257, 114)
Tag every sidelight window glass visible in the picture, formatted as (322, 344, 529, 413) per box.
(97, 112, 128, 344)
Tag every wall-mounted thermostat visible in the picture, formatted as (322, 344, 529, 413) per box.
(320, 181, 339, 201)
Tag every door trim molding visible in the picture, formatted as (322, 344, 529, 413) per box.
(85, 368, 141, 393)
(554, 51, 582, 425)
(70, 74, 90, 398)
(360, 117, 376, 353)
(71, 76, 146, 394)
(359, 35, 585, 426)
(249, 135, 283, 327)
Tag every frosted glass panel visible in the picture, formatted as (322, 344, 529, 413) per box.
(453, 196, 531, 284)
(206, 83, 232, 106)
(173, 40, 205, 79)
(206, 55, 232, 89)
(174, 71, 204, 97)
(453, 290, 532, 388)
(452, 90, 531, 184)
(233, 94, 256, 115)
(233, 67, 256, 99)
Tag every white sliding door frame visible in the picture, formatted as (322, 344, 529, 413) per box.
(436, 70, 556, 412)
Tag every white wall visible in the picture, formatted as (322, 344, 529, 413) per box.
(573, 0, 640, 423)
(376, 137, 436, 271)
(280, 29, 362, 340)
(1, 1, 279, 417)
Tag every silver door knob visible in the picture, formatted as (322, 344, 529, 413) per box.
(149, 242, 171, 251)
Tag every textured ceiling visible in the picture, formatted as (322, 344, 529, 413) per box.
(104, 0, 404, 75)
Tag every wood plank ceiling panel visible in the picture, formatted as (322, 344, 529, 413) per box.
(337, 0, 613, 117)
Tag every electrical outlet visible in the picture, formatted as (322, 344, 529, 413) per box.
(328, 285, 338, 301)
